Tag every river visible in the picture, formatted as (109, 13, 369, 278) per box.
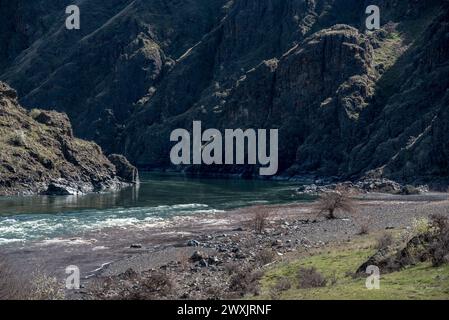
(0, 173, 311, 244)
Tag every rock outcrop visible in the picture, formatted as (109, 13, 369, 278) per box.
(0, 82, 138, 196)
(108, 154, 139, 184)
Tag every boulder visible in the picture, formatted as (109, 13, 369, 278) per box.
(0, 82, 17, 100)
(45, 182, 81, 196)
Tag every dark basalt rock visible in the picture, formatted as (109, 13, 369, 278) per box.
(0, 82, 17, 100)
(45, 182, 80, 196)
(108, 154, 139, 184)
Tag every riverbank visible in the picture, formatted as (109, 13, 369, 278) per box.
(1, 192, 448, 299)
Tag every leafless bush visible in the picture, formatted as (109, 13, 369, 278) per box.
(376, 233, 394, 250)
(273, 276, 291, 292)
(296, 267, 327, 289)
(328, 271, 338, 286)
(89, 270, 174, 300)
(205, 285, 223, 300)
(358, 223, 370, 235)
(269, 276, 291, 300)
(315, 190, 355, 219)
(175, 248, 192, 271)
(229, 268, 264, 297)
(252, 208, 270, 234)
(140, 271, 174, 297)
(256, 249, 275, 266)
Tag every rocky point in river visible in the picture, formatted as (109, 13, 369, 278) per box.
(0, 82, 138, 196)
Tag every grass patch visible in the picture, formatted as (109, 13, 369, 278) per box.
(372, 32, 404, 70)
(258, 239, 449, 300)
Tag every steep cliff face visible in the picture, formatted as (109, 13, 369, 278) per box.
(0, 0, 227, 152)
(123, 0, 448, 185)
(0, 82, 137, 196)
(367, 6, 449, 185)
(1, 0, 448, 186)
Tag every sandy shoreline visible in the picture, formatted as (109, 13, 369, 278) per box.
(1, 192, 449, 299)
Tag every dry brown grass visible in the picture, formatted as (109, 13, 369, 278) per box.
(269, 276, 291, 300)
(89, 270, 175, 300)
(229, 268, 264, 297)
(255, 248, 275, 266)
(358, 223, 370, 235)
(28, 270, 64, 300)
(0, 257, 63, 300)
(224, 262, 240, 275)
(175, 248, 192, 271)
(0, 257, 28, 300)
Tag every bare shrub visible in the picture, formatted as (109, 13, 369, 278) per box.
(229, 268, 264, 297)
(89, 270, 174, 300)
(28, 271, 64, 300)
(315, 190, 355, 219)
(252, 208, 270, 234)
(358, 223, 370, 235)
(256, 249, 275, 266)
(175, 248, 191, 271)
(296, 267, 327, 289)
(0, 259, 62, 300)
(376, 233, 394, 250)
(205, 285, 223, 300)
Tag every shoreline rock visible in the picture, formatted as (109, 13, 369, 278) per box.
(296, 178, 429, 196)
(0, 82, 138, 197)
(108, 154, 139, 185)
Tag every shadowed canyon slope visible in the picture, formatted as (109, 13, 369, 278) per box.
(1, 0, 448, 186)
